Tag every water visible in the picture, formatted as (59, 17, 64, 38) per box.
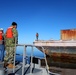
(15, 46, 44, 63)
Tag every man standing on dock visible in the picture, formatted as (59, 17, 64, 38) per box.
(4, 22, 18, 68)
(36, 32, 39, 41)
(0, 28, 5, 62)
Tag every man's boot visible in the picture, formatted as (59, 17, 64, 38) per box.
(7, 64, 15, 68)
(3, 61, 8, 68)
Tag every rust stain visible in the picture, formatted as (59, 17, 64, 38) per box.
(49, 53, 76, 63)
(61, 29, 76, 40)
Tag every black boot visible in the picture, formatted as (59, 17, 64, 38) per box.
(3, 61, 8, 68)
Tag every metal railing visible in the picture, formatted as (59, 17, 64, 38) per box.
(13, 44, 49, 75)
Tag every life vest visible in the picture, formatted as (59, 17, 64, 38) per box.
(6, 27, 13, 38)
(36, 33, 38, 37)
(0, 31, 3, 40)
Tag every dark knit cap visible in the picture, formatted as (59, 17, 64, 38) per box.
(12, 22, 17, 26)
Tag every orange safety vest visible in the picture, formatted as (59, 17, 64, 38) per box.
(6, 27, 13, 38)
(36, 33, 38, 37)
(0, 31, 3, 40)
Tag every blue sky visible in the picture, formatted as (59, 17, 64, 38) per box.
(0, 0, 76, 44)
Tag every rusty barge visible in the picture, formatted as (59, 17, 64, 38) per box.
(33, 29, 76, 68)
